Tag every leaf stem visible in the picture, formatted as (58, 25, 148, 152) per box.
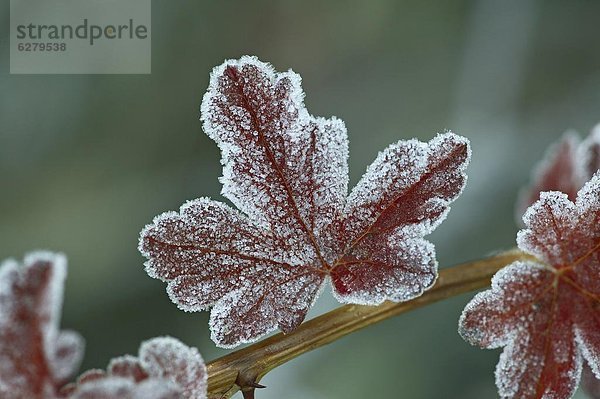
(206, 249, 533, 398)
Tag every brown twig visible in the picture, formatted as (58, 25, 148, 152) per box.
(206, 249, 533, 398)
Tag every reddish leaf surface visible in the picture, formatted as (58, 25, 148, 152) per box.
(517, 124, 600, 217)
(460, 174, 600, 399)
(0, 252, 84, 399)
(62, 337, 207, 399)
(0, 252, 207, 399)
(139, 56, 471, 347)
(512, 124, 600, 398)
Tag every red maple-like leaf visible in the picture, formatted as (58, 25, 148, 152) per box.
(61, 337, 207, 399)
(0, 252, 207, 399)
(510, 124, 600, 398)
(517, 124, 600, 217)
(139, 56, 471, 347)
(0, 252, 84, 399)
(459, 174, 600, 399)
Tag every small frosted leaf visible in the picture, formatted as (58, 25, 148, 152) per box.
(138, 336, 207, 399)
(460, 175, 600, 399)
(0, 252, 84, 399)
(517, 124, 600, 218)
(67, 336, 206, 399)
(140, 56, 471, 347)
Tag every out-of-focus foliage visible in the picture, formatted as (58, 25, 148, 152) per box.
(1, 1, 600, 398)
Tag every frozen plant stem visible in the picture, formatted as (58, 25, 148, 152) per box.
(205, 249, 535, 398)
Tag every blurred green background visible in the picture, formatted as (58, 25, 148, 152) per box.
(2, 1, 600, 398)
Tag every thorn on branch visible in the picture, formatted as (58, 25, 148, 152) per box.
(236, 371, 266, 399)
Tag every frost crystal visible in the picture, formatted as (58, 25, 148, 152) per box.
(0, 252, 84, 399)
(459, 174, 600, 399)
(63, 336, 207, 399)
(140, 56, 471, 347)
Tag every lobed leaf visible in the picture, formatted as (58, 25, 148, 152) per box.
(64, 337, 207, 399)
(0, 252, 208, 399)
(517, 124, 600, 217)
(0, 252, 84, 399)
(140, 56, 471, 347)
(460, 174, 600, 399)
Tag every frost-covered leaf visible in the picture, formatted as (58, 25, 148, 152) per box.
(64, 336, 207, 399)
(517, 124, 600, 217)
(0, 264, 207, 399)
(0, 252, 84, 399)
(140, 56, 471, 347)
(459, 175, 600, 399)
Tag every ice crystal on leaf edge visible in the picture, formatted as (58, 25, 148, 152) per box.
(139, 55, 472, 348)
